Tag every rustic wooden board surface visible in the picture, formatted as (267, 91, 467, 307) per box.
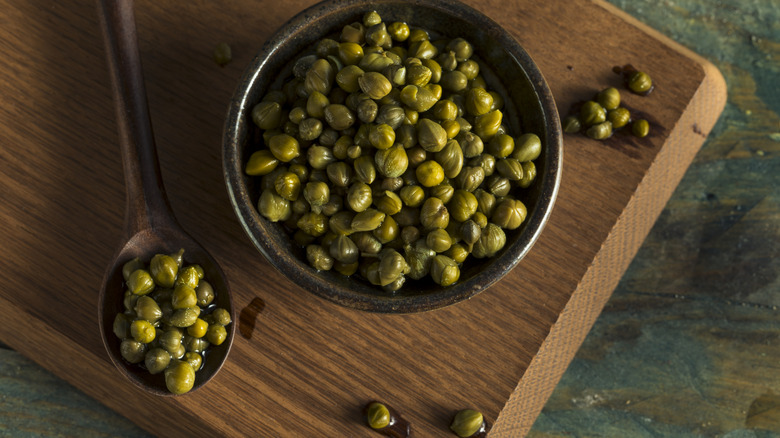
(0, 0, 726, 437)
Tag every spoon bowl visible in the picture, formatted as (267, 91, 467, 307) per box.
(96, 0, 234, 396)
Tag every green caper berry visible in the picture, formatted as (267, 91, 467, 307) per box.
(596, 87, 621, 110)
(213, 42, 231, 66)
(607, 107, 631, 129)
(632, 119, 650, 137)
(450, 409, 484, 438)
(628, 71, 653, 94)
(586, 121, 613, 140)
(387, 22, 410, 41)
(580, 101, 606, 126)
(562, 116, 581, 133)
(366, 402, 390, 429)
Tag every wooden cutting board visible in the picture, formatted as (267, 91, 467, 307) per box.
(0, 0, 725, 436)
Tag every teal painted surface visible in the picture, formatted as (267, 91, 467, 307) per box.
(1, 1, 778, 437)
(0, 346, 150, 437)
(530, 0, 780, 436)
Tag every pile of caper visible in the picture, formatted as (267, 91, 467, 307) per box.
(112, 249, 232, 395)
(245, 10, 542, 291)
(562, 85, 651, 140)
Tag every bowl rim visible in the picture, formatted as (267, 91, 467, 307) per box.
(223, 0, 562, 313)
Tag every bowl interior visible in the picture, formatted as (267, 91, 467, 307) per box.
(224, 0, 562, 313)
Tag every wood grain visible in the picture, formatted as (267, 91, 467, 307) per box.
(0, 0, 725, 436)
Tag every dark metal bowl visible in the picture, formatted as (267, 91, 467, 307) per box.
(223, 0, 562, 313)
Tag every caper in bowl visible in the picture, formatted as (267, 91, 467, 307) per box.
(223, 0, 562, 313)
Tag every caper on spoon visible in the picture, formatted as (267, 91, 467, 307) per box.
(96, 0, 234, 396)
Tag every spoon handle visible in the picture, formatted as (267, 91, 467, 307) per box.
(97, 0, 177, 236)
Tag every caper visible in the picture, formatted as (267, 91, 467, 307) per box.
(130, 319, 156, 343)
(211, 41, 232, 66)
(120, 339, 147, 364)
(258, 188, 291, 222)
(358, 71, 392, 100)
(375, 191, 403, 216)
(416, 160, 445, 187)
(144, 348, 171, 375)
(406, 63, 432, 87)
(512, 133, 542, 162)
(493, 198, 527, 230)
(562, 116, 581, 133)
(596, 87, 621, 110)
(164, 360, 195, 395)
(437, 50, 458, 71)
(448, 189, 478, 222)
(274, 171, 301, 201)
(472, 223, 506, 258)
(426, 228, 452, 253)
(347, 182, 373, 212)
(356, 99, 378, 124)
(455, 166, 485, 192)
(374, 144, 408, 178)
(518, 161, 537, 188)
(195, 281, 215, 307)
(297, 212, 329, 237)
(268, 133, 300, 162)
(430, 183, 455, 204)
(134, 296, 162, 323)
(378, 249, 408, 286)
(326, 161, 353, 187)
(251, 101, 283, 130)
(586, 121, 613, 140)
(435, 139, 464, 179)
(169, 306, 201, 328)
(457, 59, 480, 80)
(150, 254, 178, 288)
(496, 157, 524, 180)
(127, 269, 155, 296)
(450, 409, 485, 438)
(358, 53, 393, 74)
(387, 22, 410, 41)
(416, 118, 447, 152)
(323, 104, 356, 131)
(399, 84, 439, 112)
(458, 131, 484, 158)
(632, 119, 650, 137)
(351, 208, 386, 232)
(607, 107, 631, 129)
(487, 134, 515, 158)
(473, 109, 502, 139)
(304, 58, 335, 96)
(335, 64, 365, 93)
(206, 324, 227, 346)
(430, 255, 460, 286)
(373, 214, 399, 244)
(366, 402, 391, 429)
(579, 101, 606, 126)
(375, 104, 405, 129)
(306, 245, 334, 271)
(408, 39, 437, 60)
(628, 70, 653, 94)
(175, 265, 200, 289)
(368, 123, 396, 150)
(420, 197, 450, 229)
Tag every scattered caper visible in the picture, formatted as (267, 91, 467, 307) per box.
(213, 42, 231, 66)
(628, 70, 653, 94)
(632, 119, 650, 137)
(450, 409, 486, 438)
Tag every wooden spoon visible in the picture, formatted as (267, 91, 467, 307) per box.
(96, 0, 234, 396)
